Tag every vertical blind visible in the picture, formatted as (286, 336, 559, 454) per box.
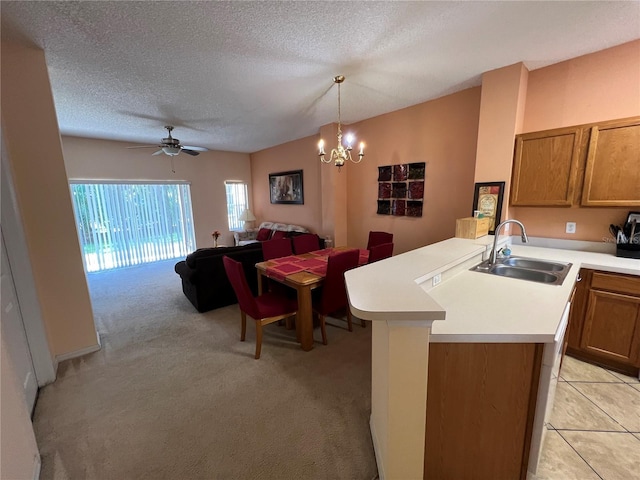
(70, 182, 196, 272)
(225, 181, 249, 230)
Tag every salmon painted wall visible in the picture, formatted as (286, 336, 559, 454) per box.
(1, 41, 98, 357)
(512, 40, 640, 242)
(346, 87, 482, 253)
(475, 63, 528, 227)
(523, 40, 640, 132)
(250, 135, 323, 234)
(62, 136, 252, 249)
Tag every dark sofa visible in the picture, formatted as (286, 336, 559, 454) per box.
(174, 243, 264, 312)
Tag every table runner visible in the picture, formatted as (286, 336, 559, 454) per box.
(264, 248, 369, 281)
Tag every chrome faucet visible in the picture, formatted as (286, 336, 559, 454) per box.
(490, 219, 529, 265)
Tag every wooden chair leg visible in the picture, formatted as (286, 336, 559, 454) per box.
(319, 314, 327, 345)
(255, 321, 263, 359)
(240, 311, 247, 341)
(346, 308, 353, 332)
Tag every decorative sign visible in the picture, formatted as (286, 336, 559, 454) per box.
(471, 181, 505, 234)
(377, 162, 425, 217)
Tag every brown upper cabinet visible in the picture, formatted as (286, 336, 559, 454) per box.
(511, 116, 640, 207)
(582, 118, 640, 206)
(511, 127, 583, 206)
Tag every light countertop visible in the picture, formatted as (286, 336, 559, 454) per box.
(345, 237, 639, 343)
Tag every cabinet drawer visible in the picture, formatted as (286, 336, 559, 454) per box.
(591, 272, 640, 297)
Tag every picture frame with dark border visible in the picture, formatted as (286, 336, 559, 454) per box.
(269, 170, 304, 205)
(472, 181, 505, 234)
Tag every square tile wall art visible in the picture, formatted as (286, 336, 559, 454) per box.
(377, 162, 425, 217)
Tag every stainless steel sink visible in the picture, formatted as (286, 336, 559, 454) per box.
(471, 256, 572, 286)
(501, 257, 566, 272)
(488, 265, 559, 283)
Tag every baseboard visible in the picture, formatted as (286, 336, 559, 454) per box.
(55, 333, 102, 363)
(32, 454, 41, 480)
(369, 416, 385, 480)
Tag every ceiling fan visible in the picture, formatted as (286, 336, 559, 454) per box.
(127, 126, 208, 156)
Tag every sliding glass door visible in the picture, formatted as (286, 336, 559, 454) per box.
(70, 182, 196, 272)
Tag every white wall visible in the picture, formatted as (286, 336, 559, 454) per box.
(62, 136, 252, 249)
(1, 334, 40, 479)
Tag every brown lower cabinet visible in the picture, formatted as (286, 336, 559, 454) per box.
(567, 269, 640, 376)
(424, 343, 544, 480)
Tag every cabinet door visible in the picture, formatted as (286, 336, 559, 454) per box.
(511, 128, 583, 206)
(581, 289, 640, 367)
(566, 269, 591, 351)
(581, 118, 640, 206)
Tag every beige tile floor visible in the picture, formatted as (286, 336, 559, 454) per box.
(529, 355, 640, 480)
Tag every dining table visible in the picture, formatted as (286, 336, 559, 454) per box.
(255, 246, 369, 351)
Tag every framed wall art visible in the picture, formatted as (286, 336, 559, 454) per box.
(269, 170, 304, 205)
(377, 162, 425, 217)
(472, 181, 505, 234)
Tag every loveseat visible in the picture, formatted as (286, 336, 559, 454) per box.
(174, 243, 264, 313)
(233, 222, 310, 246)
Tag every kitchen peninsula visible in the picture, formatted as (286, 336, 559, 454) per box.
(345, 236, 638, 480)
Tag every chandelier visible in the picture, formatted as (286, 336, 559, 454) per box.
(318, 75, 364, 169)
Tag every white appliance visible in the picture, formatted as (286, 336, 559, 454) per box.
(528, 301, 570, 474)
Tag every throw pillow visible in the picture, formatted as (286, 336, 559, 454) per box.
(271, 230, 287, 240)
(256, 228, 272, 241)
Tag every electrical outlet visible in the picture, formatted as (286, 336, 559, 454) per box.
(566, 222, 577, 234)
(432, 273, 442, 286)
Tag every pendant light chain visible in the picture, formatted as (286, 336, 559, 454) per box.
(337, 81, 342, 136)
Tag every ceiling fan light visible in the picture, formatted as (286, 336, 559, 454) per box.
(162, 146, 181, 156)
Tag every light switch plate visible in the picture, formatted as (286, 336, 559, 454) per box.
(566, 222, 576, 234)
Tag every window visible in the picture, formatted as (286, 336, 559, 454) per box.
(70, 181, 196, 272)
(225, 181, 249, 230)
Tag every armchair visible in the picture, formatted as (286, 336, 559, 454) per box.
(234, 229, 259, 246)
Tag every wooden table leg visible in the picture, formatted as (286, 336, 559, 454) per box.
(257, 271, 265, 295)
(295, 285, 314, 351)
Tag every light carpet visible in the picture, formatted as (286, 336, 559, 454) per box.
(33, 259, 378, 479)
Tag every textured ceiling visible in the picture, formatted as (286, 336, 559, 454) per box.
(2, 1, 639, 153)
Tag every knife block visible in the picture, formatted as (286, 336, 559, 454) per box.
(616, 243, 640, 259)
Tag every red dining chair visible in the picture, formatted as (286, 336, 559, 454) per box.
(271, 230, 288, 241)
(223, 256, 298, 359)
(313, 249, 360, 343)
(367, 231, 393, 250)
(261, 237, 296, 304)
(368, 242, 394, 263)
(262, 237, 293, 260)
(292, 233, 320, 255)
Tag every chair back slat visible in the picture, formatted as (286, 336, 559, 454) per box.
(223, 256, 259, 319)
(318, 249, 359, 315)
(292, 234, 321, 255)
(262, 238, 293, 260)
(368, 242, 394, 263)
(367, 231, 393, 250)
(271, 230, 288, 240)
